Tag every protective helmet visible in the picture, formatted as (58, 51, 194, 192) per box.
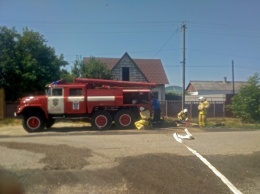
(199, 96, 204, 101)
(183, 109, 188, 113)
(140, 107, 145, 111)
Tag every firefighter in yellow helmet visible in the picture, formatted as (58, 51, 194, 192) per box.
(198, 96, 210, 127)
(135, 107, 151, 130)
(177, 109, 189, 123)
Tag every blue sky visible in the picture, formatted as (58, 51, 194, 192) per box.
(1, 0, 259, 87)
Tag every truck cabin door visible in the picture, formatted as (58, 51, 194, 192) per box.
(66, 87, 86, 114)
(47, 88, 65, 114)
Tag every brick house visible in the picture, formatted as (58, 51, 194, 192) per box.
(84, 52, 169, 101)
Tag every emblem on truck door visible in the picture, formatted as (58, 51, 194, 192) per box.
(48, 97, 64, 114)
(53, 99, 59, 106)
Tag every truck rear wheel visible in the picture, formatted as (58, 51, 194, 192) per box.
(22, 114, 45, 133)
(91, 110, 112, 130)
(114, 110, 135, 129)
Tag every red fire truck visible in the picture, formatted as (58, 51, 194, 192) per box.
(15, 78, 156, 132)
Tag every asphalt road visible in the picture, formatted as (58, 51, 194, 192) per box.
(0, 123, 259, 194)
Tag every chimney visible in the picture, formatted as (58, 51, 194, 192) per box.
(223, 77, 227, 83)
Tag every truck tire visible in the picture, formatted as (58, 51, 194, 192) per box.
(22, 114, 45, 133)
(45, 118, 55, 128)
(114, 109, 135, 129)
(91, 110, 112, 130)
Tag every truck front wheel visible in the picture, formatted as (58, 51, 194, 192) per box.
(22, 114, 45, 133)
(91, 110, 112, 130)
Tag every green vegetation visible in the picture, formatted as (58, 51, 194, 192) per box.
(165, 92, 182, 100)
(0, 26, 114, 101)
(205, 118, 260, 129)
(165, 85, 182, 95)
(1, 117, 260, 129)
(162, 117, 260, 129)
(71, 56, 113, 79)
(0, 119, 21, 127)
(165, 85, 182, 100)
(0, 26, 69, 101)
(228, 73, 260, 123)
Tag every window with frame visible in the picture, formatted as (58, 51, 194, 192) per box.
(122, 67, 129, 81)
(69, 88, 82, 96)
(52, 88, 63, 96)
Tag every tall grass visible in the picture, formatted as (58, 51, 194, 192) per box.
(163, 117, 260, 129)
(205, 118, 260, 129)
(0, 118, 22, 127)
(1, 117, 260, 129)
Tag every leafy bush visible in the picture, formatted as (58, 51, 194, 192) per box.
(228, 73, 260, 123)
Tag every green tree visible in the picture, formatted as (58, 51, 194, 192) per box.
(229, 73, 260, 123)
(60, 69, 74, 82)
(71, 55, 84, 78)
(72, 56, 113, 79)
(0, 26, 68, 100)
(0, 27, 20, 100)
(165, 92, 181, 100)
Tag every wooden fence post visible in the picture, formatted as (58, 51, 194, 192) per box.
(166, 100, 168, 117)
(0, 88, 4, 119)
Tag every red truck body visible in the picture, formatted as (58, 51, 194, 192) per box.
(15, 78, 156, 132)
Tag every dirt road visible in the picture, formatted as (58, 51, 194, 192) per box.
(0, 123, 259, 194)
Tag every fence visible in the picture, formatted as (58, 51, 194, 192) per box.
(0, 88, 4, 119)
(4, 100, 228, 119)
(5, 101, 18, 118)
(160, 100, 227, 118)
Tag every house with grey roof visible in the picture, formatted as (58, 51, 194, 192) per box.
(84, 52, 169, 101)
(185, 77, 247, 101)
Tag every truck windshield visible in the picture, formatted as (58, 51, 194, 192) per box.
(45, 88, 63, 96)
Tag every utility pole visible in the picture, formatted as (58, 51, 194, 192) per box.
(182, 23, 186, 110)
(232, 60, 235, 94)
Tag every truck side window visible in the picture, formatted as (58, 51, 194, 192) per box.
(52, 88, 63, 96)
(46, 88, 51, 96)
(69, 88, 82, 96)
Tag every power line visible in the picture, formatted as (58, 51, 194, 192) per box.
(3, 19, 260, 30)
(188, 21, 260, 32)
(79, 48, 181, 57)
(187, 48, 260, 59)
(153, 27, 180, 57)
(163, 65, 259, 72)
(163, 65, 228, 67)
(188, 30, 260, 39)
(0, 19, 182, 25)
(40, 30, 174, 34)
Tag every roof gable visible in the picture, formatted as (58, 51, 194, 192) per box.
(83, 52, 169, 84)
(112, 52, 148, 81)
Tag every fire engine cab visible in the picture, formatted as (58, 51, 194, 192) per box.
(15, 78, 156, 132)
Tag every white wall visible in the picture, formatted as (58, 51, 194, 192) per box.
(185, 94, 226, 102)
